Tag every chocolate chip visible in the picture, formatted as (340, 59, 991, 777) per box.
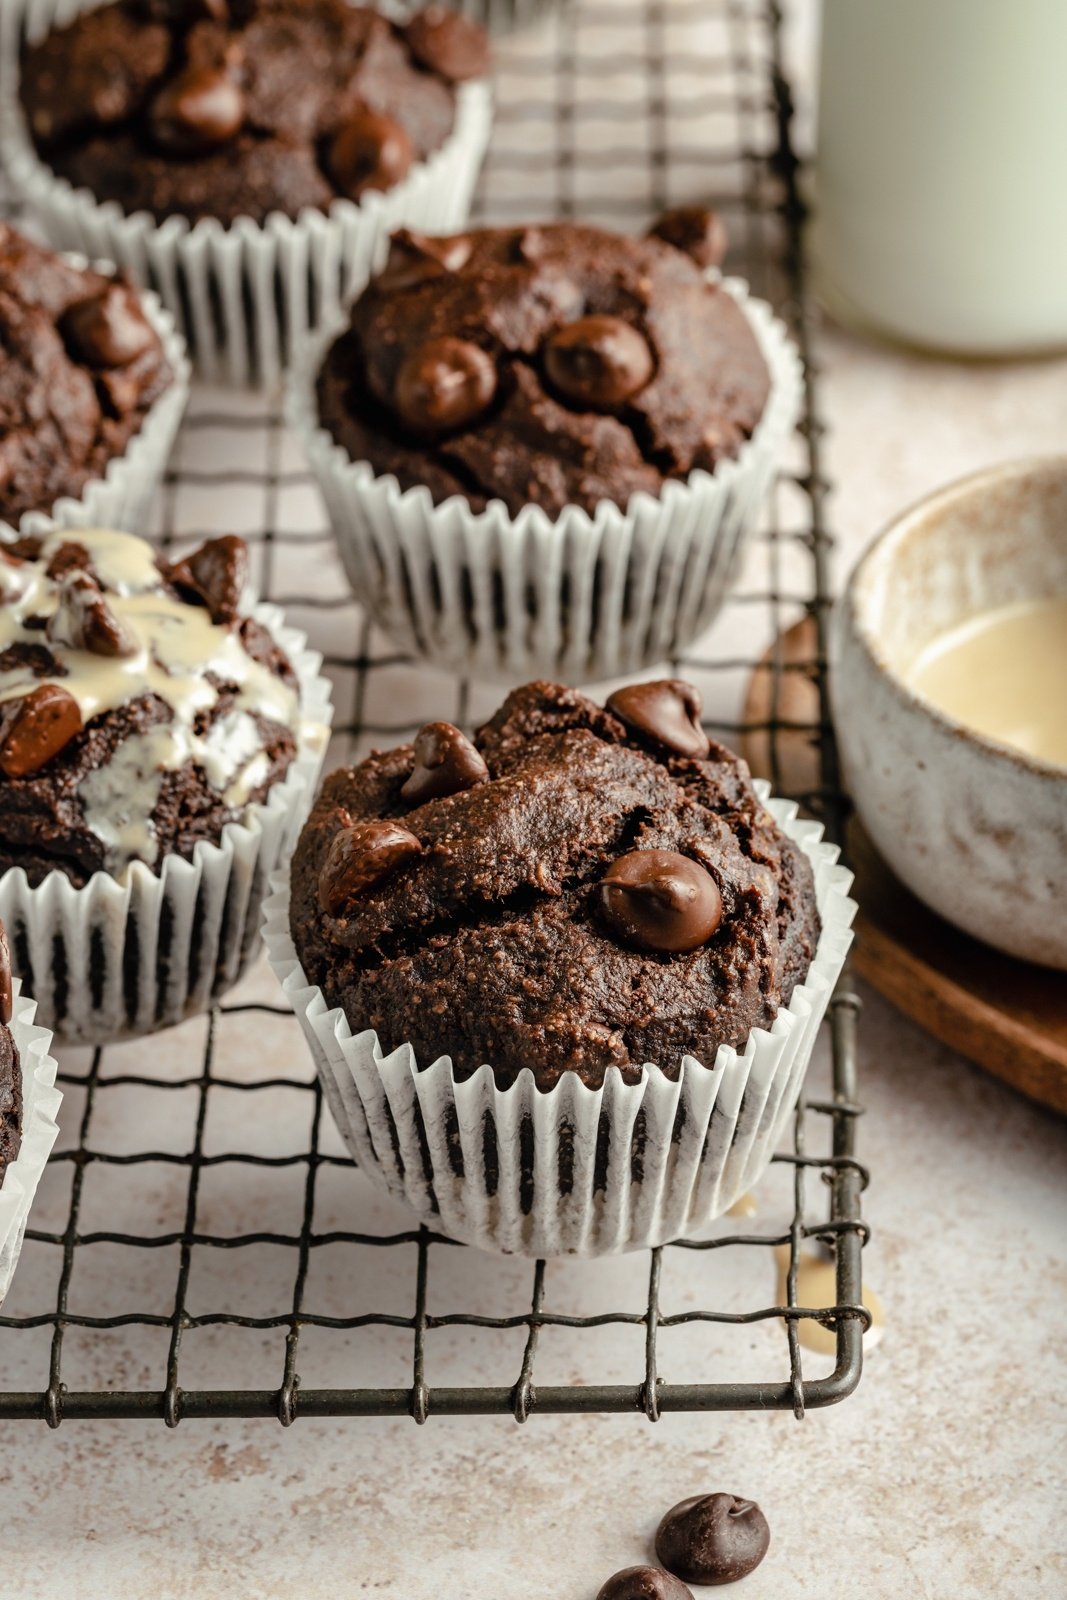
(47, 572, 139, 659)
(376, 229, 472, 293)
(139, 0, 228, 19)
(648, 207, 729, 270)
(0, 921, 12, 1028)
(149, 65, 245, 157)
(44, 541, 92, 581)
(404, 6, 490, 81)
(394, 338, 497, 434)
(401, 721, 489, 806)
(596, 1567, 693, 1600)
(168, 535, 249, 625)
(655, 1494, 770, 1586)
(597, 850, 722, 955)
(0, 684, 83, 778)
(543, 315, 654, 410)
(319, 819, 423, 916)
(61, 282, 155, 369)
(328, 108, 414, 201)
(606, 680, 711, 760)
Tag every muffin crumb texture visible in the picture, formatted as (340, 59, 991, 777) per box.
(0, 225, 172, 526)
(315, 220, 770, 519)
(19, 0, 486, 226)
(290, 679, 819, 1090)
(0, 529, 302, 885)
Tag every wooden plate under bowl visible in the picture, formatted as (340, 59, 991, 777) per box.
(742, 617, 1067, 1116)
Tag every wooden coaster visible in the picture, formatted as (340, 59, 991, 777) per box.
(742, 617, 1067, 1116)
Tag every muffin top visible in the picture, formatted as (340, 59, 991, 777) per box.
(289, 679, 819, 1090)
(0, 922, 21, 1188)
(19, 0, 487, 227)
(0, 529, 306, 885)
(0, 225, 173, 528)
(314, 218, 770, 519)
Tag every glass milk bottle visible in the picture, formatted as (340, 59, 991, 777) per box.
(813, 0, 1067, 355)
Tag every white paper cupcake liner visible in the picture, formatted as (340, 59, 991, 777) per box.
(0, 982, 62, 1306)
(1, 0, 493, 388)
(0, 257, 189, 544)
(264, 786, 855, 1257)
(288, 276, 803, 682)
(0, 605, 334, 1046)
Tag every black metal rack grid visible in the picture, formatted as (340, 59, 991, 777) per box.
(0, 0, 869, 1426)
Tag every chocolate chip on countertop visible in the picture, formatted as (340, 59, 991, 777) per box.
(47, 572, 139, 659)
(606, 680, 711, 760)
(649, 206, 729, 269)
(543, 314, 654, 410)
(0, 920, 12, 1027)
(401, 721, 490, 806)
(403, 5, 490, 82)
(0, 684, 84, 778)
(376, 229, 472, 293)
(393, 338, 497, 434)
(329, 108, 415, 201)
(597, 850, 722, 955)
(319, 819, 424, 916)
(61, 282, 156, 369)
(149, 65, 246, 157)
(655, 1493, 770, 1586)
(168, 535, 249, 625)
(596, 1565, 694, 1600)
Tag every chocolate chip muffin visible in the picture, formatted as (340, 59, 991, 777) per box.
(0, 529, 302, 885)
(0, 225, 174, 528)
(19, 0, 489, 228)
(0, 923, 22, 1189)
(314, 216, 768, 518)
(289, 679, 819, 1089)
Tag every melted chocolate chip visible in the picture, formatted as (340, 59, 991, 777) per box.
(44, 541, 92, 581)
(543, 315, 654, 410)
(149, 65, 246, 157)
(168, 535, 249, 625)
(60, 282, 155, 369)
(319, 819, 423, 916)
(0, 684, 83, 778)
(655, 1494, 770, 1586)
(401, 721, 489, 806)
(597, 850, 722, 955)
(328, 108, 414, 201)
(0, 920, 12, 1027)
(606, 680, 711, 760)
(394, 338, 497, 434)
(403, 6, 490, 82)
(376, 229, 472, 293)
(596, 1567, 693, 1600)
(649, 207, 729, 270)
(47, 572, 138, 659)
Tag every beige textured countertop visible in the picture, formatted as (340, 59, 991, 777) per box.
(2, 5, 1066, 1596)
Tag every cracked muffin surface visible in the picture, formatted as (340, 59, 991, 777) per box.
(289, 679, 819, 1089)
(314, 221, 770, 519)
(19, 0, 485, 228)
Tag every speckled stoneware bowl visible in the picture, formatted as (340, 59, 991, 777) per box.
(832, 456, 1067, 970)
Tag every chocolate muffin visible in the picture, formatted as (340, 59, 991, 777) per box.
(314, 218, 770, 519)
(0, 924, 22, 1189)
(0, 528, 303, 886)
(19, 0, 489, 228)
(0, 224, 173, 528)
(289, 679, 819, 1089)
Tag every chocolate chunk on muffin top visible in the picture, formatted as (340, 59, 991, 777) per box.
(0, 921, 21, 1188)
(19, 0, 487, 227)
(0, 225, 173, 528)
(289, 679, 819, 1089)
(314, 219, 770, 519)
(0, 528, 305, 886)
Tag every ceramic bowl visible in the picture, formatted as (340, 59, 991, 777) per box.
(831, 456, 1067, 969)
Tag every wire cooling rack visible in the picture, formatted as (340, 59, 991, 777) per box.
(0, 0, 869, 1426)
